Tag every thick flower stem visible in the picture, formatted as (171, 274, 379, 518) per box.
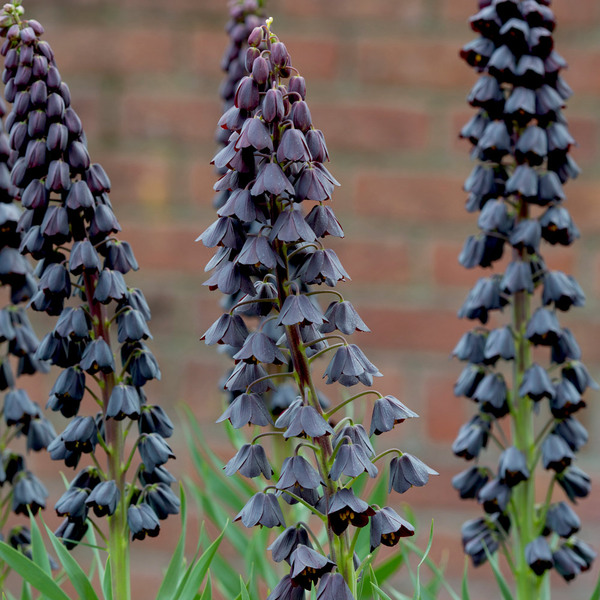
(83, 273, 131, 600)
(510, 201, 546, 600)
(272, 236, 354, 583)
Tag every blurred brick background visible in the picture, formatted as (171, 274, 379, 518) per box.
(5, 0, 600, 598)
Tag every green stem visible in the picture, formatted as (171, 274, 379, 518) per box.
(83, 272, 130, 600)
(510, 198, 546, 599)
(326, 390, 383, 419)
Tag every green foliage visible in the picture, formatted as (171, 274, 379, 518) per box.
(0, 487, 223, 600)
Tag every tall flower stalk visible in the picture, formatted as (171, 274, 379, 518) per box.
(0, 84, 54, 583)
(201, 19, 435, 598)
(454, 0, 596, 596)
(0, 3, 178, 599)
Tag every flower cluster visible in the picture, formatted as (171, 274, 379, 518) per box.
(0, 2, 178, 559)
(201, 20, 435, 597)
(454, 0, 595, 588)
(216, 0, 264, 155)
(0, 86, 54, 566)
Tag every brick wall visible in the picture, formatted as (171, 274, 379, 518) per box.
(9, 0, 600, 598)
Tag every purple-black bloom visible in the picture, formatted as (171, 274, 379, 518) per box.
(234, 491, 285, 528)
(224, 443, 272, 479)
(289, 544, 335, 590)
(369, 506, 414, 551)
(389, 454, 438, 494)
(268, 525, 310, 564)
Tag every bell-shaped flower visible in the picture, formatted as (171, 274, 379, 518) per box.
(234, 491, 285, 528)
(326, 488, 375, 535)
(452, 466, 489, 499)
(369, 506, 414, 551)
(389, 453, 438, 494)
(323, 343, 381, 387)
(525, 537, 554, 576)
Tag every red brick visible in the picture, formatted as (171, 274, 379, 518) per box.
(354, 171, 470, 222)
(279, 0, 423, 22)
(283, 36, 339, 80)
(122, 0, 221, 12)
(358, 38, 473, 89)
(328, 238, 410, 285)
(119, 93, 221, 142)
(561, 48, 600, 95)
(424, 375, 470, 443)
(567, 116, 599, 164)
(565, 180, 600, 232)
(47, 27, 175, 75)
(354, 306, 466, 353)
(69, 91, 102, 138)
(310, 103, 429, 152)
(122, 222, 212, 272)
(191, 30, 233, 79)
(95, 153, 171, 209)
(190, 31, 339, 86)
(439, 0, 479, 24)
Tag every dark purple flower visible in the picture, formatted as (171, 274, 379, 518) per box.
(518, 363, 555, 401)
(556, 466, 591, 502)
(268, 525, 310, 564)
(137, 433, 175, 472)
(289, 544, 335, 590)
(266, 575, 304, 600)
(282, 405, 333, 439)
(219, 385, 272, 422)
(144, 483, 180, 520)
(224, 443, 272, 479)
(329, 442, 377, 480)
(85, 480, 120, 517)
(55, 487, 89, 522)
(541, 433, 573, 472)
(389, 454, 438, 494)
(316, 573, 354, 600)
(452, 415, 490, 460)
(497, 446, 529, 487)
(323, 344, 381, 387)
(545, 501, 580, 538)
(452, 466, 489, 500)
(127, 503, 160, 541)
(369, 506, 414, 551)
(234, 492, 285, 528)
(525, 537, 553, 576)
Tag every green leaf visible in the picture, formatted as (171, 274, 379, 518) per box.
(403, 540, 461, 600)
(414, 521, 435, 600)
(19, 581, 31, 600)
(372, 583, 394, 600)
(589, 567, 600, 600)
(239, 576, 250, 600)
(373, 551, 405, 585)
(199, 574, 212, 600)
(483, 546, 514, 600)
(45, 525, 99, 600)
(173, 524, 227, 600)
(156, 484, 188, 600)
(102, 558, 113, 600)
(367, 473, 388, 508)
(28, 513, 52, 577)
(461, 558, 471, 600)
(0, 542, 70, 600)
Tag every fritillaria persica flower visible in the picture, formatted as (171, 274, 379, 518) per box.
(454, 0, 595, 595)
(0, 3, 177, 597)
(202, 16, 434, 597)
